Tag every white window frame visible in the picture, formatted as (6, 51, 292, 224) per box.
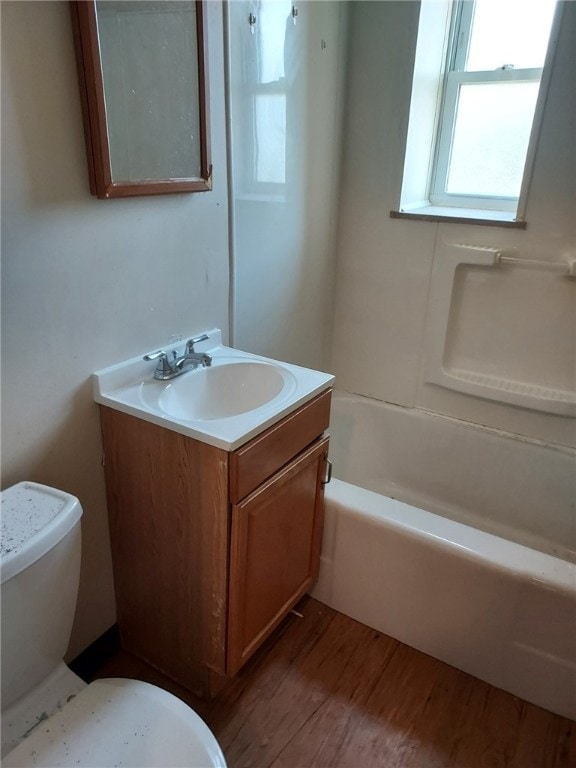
(396, 0, 563, 226)
(429, 1, 543, 212)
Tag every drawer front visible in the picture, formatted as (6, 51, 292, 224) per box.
(229, 389, 331, 503)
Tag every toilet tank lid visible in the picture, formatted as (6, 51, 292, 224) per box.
(1, 482, 83, 584)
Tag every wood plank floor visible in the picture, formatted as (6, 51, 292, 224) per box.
(92, 597, 576, 768)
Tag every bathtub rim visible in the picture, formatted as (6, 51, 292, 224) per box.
(324, 479, 576, 595)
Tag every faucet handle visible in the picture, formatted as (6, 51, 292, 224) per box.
(143, 350, 175, 378)
(186, 333, 209, 353)
(143, 349, 167, 361)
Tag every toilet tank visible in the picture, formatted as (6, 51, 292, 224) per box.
(1, 482, 83, 711)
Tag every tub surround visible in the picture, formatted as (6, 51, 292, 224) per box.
(331, 1, 576, 450)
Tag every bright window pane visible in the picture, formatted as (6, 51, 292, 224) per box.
(447, 81, 539, 197)
(257, 0, 292, 83)
(466, 0, 556, 71)
(254, 94, 286, 184)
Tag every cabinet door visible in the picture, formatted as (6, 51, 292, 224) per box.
(227, 436, 329, 675)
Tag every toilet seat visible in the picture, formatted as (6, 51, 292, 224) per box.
(3, 678, 226, 767)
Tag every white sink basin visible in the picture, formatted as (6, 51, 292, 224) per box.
(93, 329, 334, 451)
(140, 360, 296, 421)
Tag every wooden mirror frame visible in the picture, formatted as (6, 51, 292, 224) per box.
(70, 0, 212, 199)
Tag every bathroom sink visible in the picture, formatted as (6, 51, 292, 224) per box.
(140, 360, 296, 421)
(93, 329, 334, 450)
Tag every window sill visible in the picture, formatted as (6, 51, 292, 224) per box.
(390, 206, 527, 229)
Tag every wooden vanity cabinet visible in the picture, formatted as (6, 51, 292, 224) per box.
(100, 389, 331, 697)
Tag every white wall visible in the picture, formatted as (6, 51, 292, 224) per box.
(332, 1, 575, 448)
(1, 1, 230, 657)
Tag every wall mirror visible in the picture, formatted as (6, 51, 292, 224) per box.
(71, 0, 211, 198)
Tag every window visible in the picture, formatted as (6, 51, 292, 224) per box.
(397, 0, 560, 224)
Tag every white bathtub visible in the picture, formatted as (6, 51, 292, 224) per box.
(311, 391, 576, 720)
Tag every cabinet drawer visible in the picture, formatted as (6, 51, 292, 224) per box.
(229, 389, 331, 503)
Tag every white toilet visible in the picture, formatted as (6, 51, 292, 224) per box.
(1, 481, 226, 767)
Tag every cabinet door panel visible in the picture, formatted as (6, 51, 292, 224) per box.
(227, 437, 329, 674)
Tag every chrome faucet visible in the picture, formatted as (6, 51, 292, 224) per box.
(175, 337, 212, 372)
(144, 334, 212, 380)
